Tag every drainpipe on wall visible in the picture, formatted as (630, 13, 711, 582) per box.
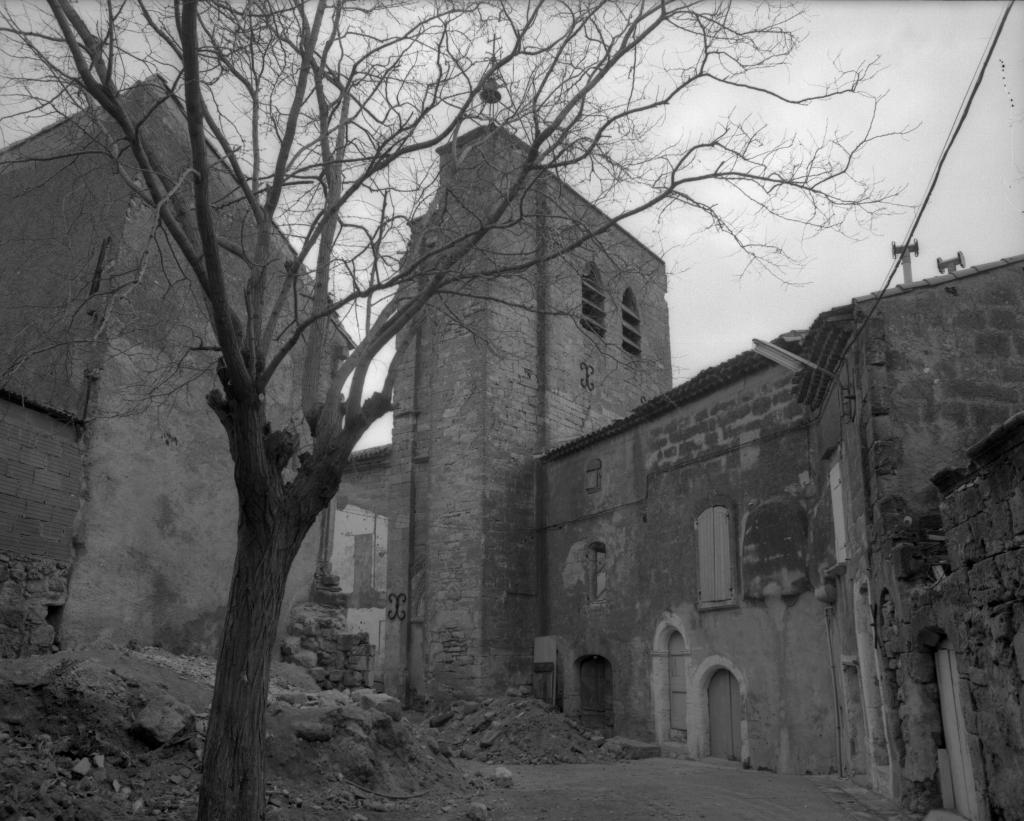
(821, 598, 845, 777)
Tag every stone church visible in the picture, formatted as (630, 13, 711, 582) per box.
(1, 88, 1021, 819)
(330, 124, 1024, 819)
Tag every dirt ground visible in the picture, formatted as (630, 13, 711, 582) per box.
(369, 758, 920, 821)
(0, 647, 915, 821)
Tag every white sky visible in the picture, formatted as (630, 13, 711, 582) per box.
(655, 0, 1023, 381)
(1, 2, 1020, 449)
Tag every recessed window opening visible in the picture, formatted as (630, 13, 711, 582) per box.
(582, 263, 606, 337)
(621, 288, 641, 355)
(585, 458, 602, 493)
(588, 542, 607, 600)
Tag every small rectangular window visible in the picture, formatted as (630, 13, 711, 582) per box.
(584, 458, 602, 493)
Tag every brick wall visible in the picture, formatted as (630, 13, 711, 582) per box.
(0, 399, 82, 563)
(0, 399, 81, 657)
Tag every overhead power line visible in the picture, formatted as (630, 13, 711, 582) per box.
(835, 0, 1016, 362)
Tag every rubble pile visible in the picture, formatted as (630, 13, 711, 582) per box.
(0, 647, 463, 820)
(425, 694, 615, 766)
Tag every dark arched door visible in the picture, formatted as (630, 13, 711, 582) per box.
(579, 655, 613, 730)
(708, 668, 741, 760)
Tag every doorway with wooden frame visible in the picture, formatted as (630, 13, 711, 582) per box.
(935, 638, 982, 820)
(707, 667, 741, 760)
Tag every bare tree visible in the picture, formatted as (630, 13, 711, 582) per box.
(0, 1, 903, 818)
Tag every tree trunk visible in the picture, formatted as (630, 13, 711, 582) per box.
(196, 493, 304, 821)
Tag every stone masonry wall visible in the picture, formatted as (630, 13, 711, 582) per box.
(0, 554, 71, 657)
(385, 125, 671, 704)
(902, 412, 1024, 819)
(281, 602, 376, 691)
(855, 261, 1024, 814)
(0, 399, 82, 657)
(540, 358, 837, 773)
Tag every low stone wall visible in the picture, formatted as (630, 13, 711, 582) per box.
(280, 602, 376, 691)
(0, 554, 71, 657)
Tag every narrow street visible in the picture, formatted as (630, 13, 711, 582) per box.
(377, 758, 917, 821)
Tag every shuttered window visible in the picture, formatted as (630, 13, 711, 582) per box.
(697, 506, 733, 604)
(581, 264, 606, 337)
(829, 457, 848, 562)
(621, 288, 641, 355)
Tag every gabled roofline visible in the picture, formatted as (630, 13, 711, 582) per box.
(2, 75, 356, 352)
(541, 338, 799, 461)
(543, 251, 1024, 460)
(854, 253, 1024, 304)
(0, 389, 84, 428)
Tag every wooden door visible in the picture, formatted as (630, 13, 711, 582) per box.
(708, 668, 741, 760)
(579, 656, 612, 729)
(936, 641, 981, 819)
(669, 632, 687, 732)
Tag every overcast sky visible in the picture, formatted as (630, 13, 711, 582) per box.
(658, 0, 1023, 381)
(1, 2, 1020, 449)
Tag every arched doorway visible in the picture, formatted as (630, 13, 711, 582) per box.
(651, 617, 691, 744)
(708, 668, 741, 760)
(668, 632, 688, 740)
(578, 655, 613, 730)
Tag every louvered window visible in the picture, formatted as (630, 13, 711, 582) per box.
(621, 288, 641, 355)
(697, 506, 733, 604)
(581, 264, 606, 337)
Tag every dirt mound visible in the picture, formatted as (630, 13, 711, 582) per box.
(424, 696, 615, 766)
(0, 647, 464, 820)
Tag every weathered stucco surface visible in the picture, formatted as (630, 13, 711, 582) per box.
(540, 356, 837, 774)
(0, 81, 325, 656)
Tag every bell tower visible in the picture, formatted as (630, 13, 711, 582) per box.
(382, 124, 671, 703)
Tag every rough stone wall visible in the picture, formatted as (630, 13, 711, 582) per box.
(540, 358, 838, 774)
(281, 602, 376, 691)
(872, 413, 1024, 819)
(849, 263, 1024, 813)
(0, 554, 71, 657)
(0, 400, 83, 657)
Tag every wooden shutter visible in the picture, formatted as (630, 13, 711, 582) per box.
(713, 507, 732, 601)
(697, 509, 716, 602)
(829, 459, 847, 562)
(698, 506, 732, 603)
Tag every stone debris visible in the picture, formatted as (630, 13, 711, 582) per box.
(131, 693, 194, 747)
(0, 646, 465, 820)
(426, 695, 614, 765)
(465, 800, 490, 820)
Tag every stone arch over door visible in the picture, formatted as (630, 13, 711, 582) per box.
(690, 655, 750, 766)
(651, 615, 691, 744)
